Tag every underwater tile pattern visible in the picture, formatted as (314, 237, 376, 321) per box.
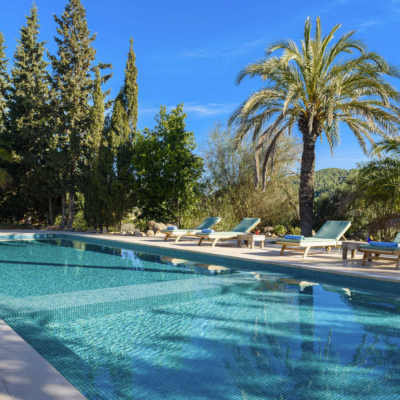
(2, 238, 400, 399)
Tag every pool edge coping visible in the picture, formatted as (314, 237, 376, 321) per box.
(0, 319, 86, 400)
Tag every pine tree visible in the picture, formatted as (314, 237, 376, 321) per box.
(50, 0, 107, 229)
(7, 4, 51, 219)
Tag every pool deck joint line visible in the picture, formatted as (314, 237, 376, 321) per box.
(1, 229, 400, 399)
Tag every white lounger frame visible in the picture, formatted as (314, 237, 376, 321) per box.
(277, 239, 344, 258)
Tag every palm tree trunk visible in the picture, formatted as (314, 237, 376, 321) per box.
(299, 133, 317, 236)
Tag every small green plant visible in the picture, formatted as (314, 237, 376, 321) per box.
(274, 225, 286, 236)
(290, 227, 301, 235)
(122, 223, 135, 232)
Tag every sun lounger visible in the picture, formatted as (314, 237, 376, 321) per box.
(161, 217, 221, 243)
(277, 220, 351, 258)
(196, 218, 261, 247)
(359, 232, 400, 269)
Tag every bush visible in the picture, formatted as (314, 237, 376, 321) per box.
(290, 227, 301, 235)
(274, 225, 286, 236)
(122, 223, 135, 232)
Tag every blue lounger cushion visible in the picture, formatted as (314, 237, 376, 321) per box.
(284, 235, 305, 241)
(202, 229, 215, 233)
(369, 241, 398, 248)
(167, 226, 177, 230)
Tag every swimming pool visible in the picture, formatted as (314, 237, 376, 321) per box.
(1, 237, 400, 399)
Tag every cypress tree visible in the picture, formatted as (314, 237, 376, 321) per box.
(106, 38, 139, 230)
(0, 34, 12, 190)
(7, 4, 52, 221)
(0, 32, 9, 135)
(121, 37, 138, 132)
(88, 67, 105, 160)
(84, 66, 106, 229)
(50, 0, 105, 229)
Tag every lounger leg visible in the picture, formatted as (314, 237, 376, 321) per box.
(280, 245, 286, 256)
(303, 247, 310, 258)
(164, 234, 170, 242)
(174, 235, 182, 243)
(211, 238, 220, 248)
(362, 252, 368, 266)
(326, 246, 332, 253)
(198, 238, 204, 246)
(351, 249, 356, 258)
(396, 256, 400, 270)
(237, 239, 241, 247)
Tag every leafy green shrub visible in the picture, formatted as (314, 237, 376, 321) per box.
(133, 218, 148, 232)
(274, 225, 286, 236)
(122, 223, 135, 232)
(290, 227, 301, 235)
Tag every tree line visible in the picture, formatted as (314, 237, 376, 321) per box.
(0, 0, 202, 230)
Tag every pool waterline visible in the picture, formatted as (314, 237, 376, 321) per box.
(1, 237, 400, 399)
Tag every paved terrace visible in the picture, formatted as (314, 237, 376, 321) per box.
(1, 229, 400, 399)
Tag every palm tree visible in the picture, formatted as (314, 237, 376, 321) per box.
(229, 17, 400, 235)
(349, 137, 400, 239)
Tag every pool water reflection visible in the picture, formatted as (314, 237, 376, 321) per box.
(1, 239, 400, 399)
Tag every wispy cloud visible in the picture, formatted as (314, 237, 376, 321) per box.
(176, 0, 358, 61)
(139, 102, 237, 118)
(179, 37, 269, 60)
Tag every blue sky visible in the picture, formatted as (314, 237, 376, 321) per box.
(1, 0, 400, 170)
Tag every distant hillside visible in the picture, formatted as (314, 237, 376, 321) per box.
(314, 168, 351, 198)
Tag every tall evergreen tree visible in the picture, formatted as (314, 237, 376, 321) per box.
(103, 38, 138, 230)
(121, 37, 138, 132)
(110, 99, 132, 229)
(84, 67, 107, 229)
(7, 4, 51, 220)
(0, 32, 13, 190)
(49, 0, 110, 229)
(88, 67, 105, 161)
(0, 32, 9, 136)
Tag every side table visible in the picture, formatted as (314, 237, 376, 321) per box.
(237, 234, 266, 249)
(342, 241, 365, 259)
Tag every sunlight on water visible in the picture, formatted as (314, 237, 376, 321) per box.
(1, 239, 400, 399)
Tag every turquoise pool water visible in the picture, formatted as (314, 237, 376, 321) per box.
(1, 238, 400, 399)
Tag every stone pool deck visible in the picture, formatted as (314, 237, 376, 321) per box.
(1, 229, 400, 399)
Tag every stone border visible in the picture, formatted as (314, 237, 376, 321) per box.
(0, 320, 85, 400)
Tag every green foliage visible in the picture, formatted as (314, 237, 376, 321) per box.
(314, 168, 352, 199)
(274, 225, 286, 236)
(121, 38, 138, 131)
(230, 16, 400, 235)
(313, 140, 400, 241)
(6, 4, 52, 213)
(199, 123, 300, 229)
(49, 0, 111, 228)
(132, 104, 203, 223)
(0, 31, 9, 135)
(290, 227, 301, 235)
